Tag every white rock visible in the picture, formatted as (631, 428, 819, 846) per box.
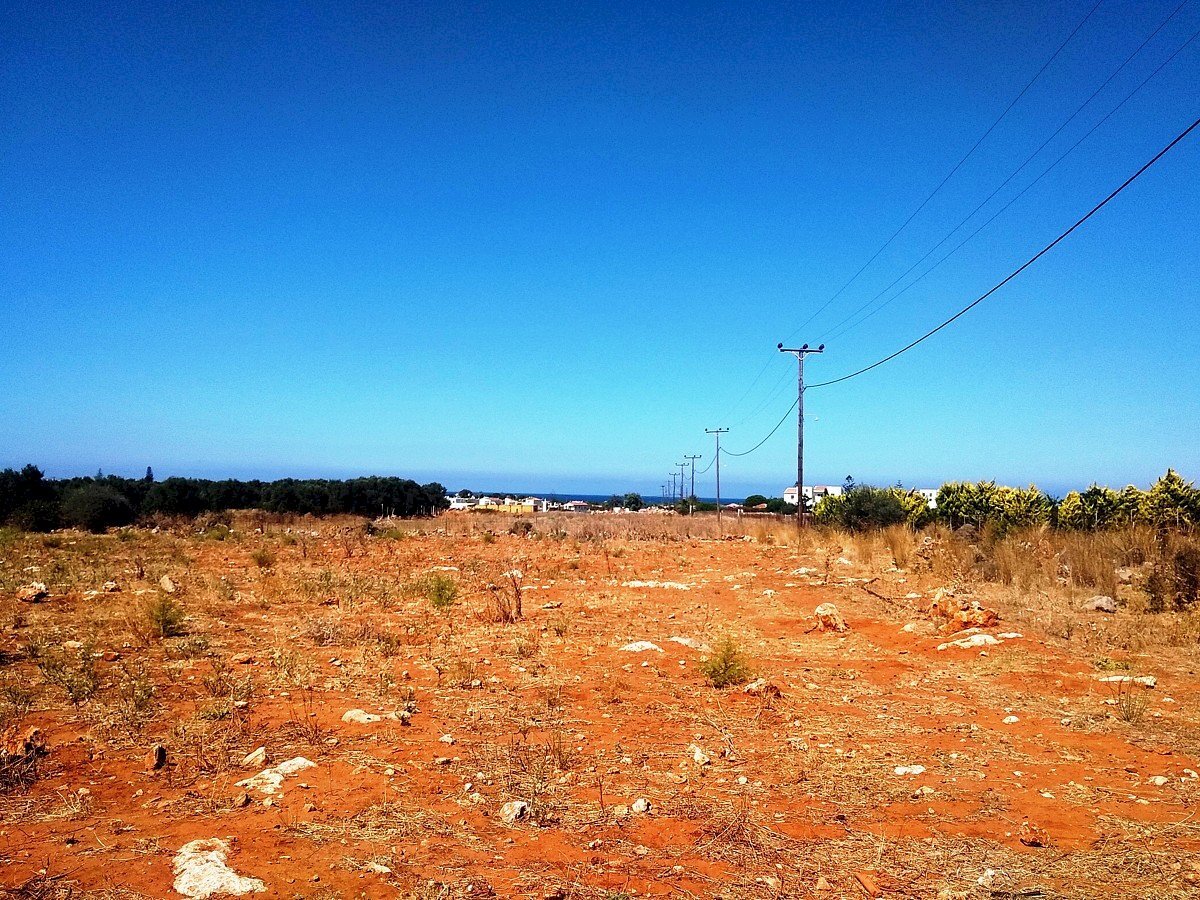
(499, 800, 529, 824)
(1148, 775, 1169, 787)
(1082, 595, 1117, 613)
(937, 633, 999, 651)
(631, 797, 651, 814)
(341, 709, 381, 724)
(173, 839, 265, 898)
(667, 636, 711, 652)
(622, 580, 690, 590)
(688, 744, 711, 766)
(160, 575, 177, 594)
(439, 734, 456, 744)
(894, 765, 926, 776)
(236, 757, 316, 795)
(1095, 674, 1157, 689)
(240, 747, 267, 769)
(1003, 715, 1019, 725)
(620, 641, 663, 653)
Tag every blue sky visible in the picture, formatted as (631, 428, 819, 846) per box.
(2, 0, 1197, 498)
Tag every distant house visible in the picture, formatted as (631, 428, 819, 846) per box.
(447, 495, 477, 511)
(562, 500, 591, 513)
(782, 484, 843, 505)
(916, 488, 938, 509)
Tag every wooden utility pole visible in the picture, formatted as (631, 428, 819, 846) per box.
(705, 428, 728, 531)
(777, 342, 824, 529)
(676, 462, 688, 511)
(684, 454, 701, 515)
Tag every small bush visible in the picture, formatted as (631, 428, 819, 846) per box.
(250, 548, 276, 568)
(700, 636, 753, 688)
(36, 644, 99, 705)
(61, 483, 134, 533)
(144, 594, 186, 638)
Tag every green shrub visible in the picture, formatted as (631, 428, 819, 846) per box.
(144, 594, 186, 638)
(700, 636, 753, 688)
(60, 483, 134, 533)
(422, 573, 459, 610)
(250, 548, 275, 568)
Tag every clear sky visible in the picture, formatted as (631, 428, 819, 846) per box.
(2, 0, 1197, 498)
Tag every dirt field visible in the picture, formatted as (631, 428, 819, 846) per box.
(2, 515, 1199, 899)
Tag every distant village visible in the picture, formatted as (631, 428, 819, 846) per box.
(446, 483, 940, 514)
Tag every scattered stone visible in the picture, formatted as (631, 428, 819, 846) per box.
(232, 791, 251, 808)
(668, 636, 711, 652)
(815, 876, 831, 891)
(1002, 715, 1019, 725)
(688, 744, 711, 766)
(622, 580, 690, 590)
(499, 800, 529, 824)
(1083, 595, 1117, 613)
(342, 709, 381, 724)
(902, 621, 934, 635)
(742, 678, 782, 699)
(148, 743, 168, 770)
(439, 734, 456, 745)
(172, 838, 265, 898)
(241, 747, 268, 769)
(541, 601, 562, 609)
(937, 633, 999, 651)
(159, 575, 177, 594)
(236, 757, 315, 795)
(1148, 775, 1170, 787)
(1095, 674, 1157, 689)
(814, 603, 848, 633)
(102, 580, 121, 592)
(17, 582, 48, 603)
(893, 765, 926, 776)
(836, 557, 853, 567)
(631, 797, 651, 814)
(929, 590, 998, 633)
(620, 641, 663, 653)
(1018, 820, 1050, 848)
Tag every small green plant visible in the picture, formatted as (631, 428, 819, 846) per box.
(144, 594, 186, 638)
(36, 644, 99, 705)
(423, 574, 459, 610)
(1108, 679, 1149, 725)
(0, 681, 35, 737)
(251, 548, 276, 568)
(700, 636, 754, 688)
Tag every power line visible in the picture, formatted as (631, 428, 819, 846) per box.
(808, 114, 1200, 390)
(785, 0, 1104, 341)
(720, 397, 799, 457)
(818, 2, 1196, 344)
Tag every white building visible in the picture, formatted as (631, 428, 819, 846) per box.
(916, 488, 938, 509)
(447, 495, 477, 510)
(782, 484, 844, 505)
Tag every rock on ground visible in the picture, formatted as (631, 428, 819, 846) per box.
(667, 636, 711, 652)
(619, 640, 663, 653)
(1083, 595, 1117, 613)
(172, 839, 265, 898)
(937, 633, 1000, 651)
(236, 757, 315, 795)
(814, 603, 848, 632)
(499, 800, 529, 824)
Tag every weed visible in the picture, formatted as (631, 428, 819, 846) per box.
(36, 644, 99, 705)
(1107, 679, 1149, 725)
(251, 547, 276, 568)
(700, 636, 754, 688)
(143, 593, 187, 638)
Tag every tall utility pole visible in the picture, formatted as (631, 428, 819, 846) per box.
(777, 342, 824, 529)
(705, 428, 728, 531)
(669, 472, 677, 503)
(676, 462, 688, 510)
(684, 454, 701, 515)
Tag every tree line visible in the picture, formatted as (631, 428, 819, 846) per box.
(0, 465, 449, 532)
(812, 470, 1200, 532)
